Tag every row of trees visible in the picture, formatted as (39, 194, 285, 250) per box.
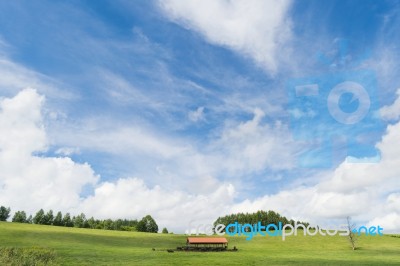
(1, 206, 163, 233)
(214, 210, 310, 228)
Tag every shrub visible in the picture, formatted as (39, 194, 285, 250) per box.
(0, 247, 57, 265)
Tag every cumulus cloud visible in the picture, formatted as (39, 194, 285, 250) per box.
(380, 88, 400, 121)
(368, 213, 400, 233)
(158, 0, 292, 73)
(229, 115, 400, 232)
(0, 88, 47, 157)
(0, 89, 99, 214)
(0, 89, 236, 232)
(224, 94, 400, 232)
(80, 177, 235, 233)
(1, 88, 399, 233)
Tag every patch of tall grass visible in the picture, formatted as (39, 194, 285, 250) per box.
(0, 247, 57, 265)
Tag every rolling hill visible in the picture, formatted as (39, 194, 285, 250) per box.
(0, 222, 399, 265)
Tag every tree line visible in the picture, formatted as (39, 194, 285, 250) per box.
(0, 205, 163, 233)
(214, 210, 310, 228)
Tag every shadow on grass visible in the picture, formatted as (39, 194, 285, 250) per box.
(26, 229, 184, 248)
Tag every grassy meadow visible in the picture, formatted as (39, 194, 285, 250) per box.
(0, 222, 399, 265)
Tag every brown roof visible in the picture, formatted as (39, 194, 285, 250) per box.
(187, 237, 228, 244)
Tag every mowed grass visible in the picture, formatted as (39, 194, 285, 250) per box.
(0, 222, 399, 265)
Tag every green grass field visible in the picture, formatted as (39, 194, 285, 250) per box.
(0, 222, 399, 265)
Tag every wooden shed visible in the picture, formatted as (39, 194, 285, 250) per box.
(186, 237, 228, 248)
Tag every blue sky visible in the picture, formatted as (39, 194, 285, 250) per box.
(1, 0, 400, 232)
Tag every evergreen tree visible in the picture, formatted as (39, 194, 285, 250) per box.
(43, 210, 54, 225)
(214, 210, 310, 229)
(53, 211, 63, 226)
(12, 211, 27, 223)
(73, 213, 87, 228)
(0, 206, 11, 221)
(62, 213, 73, 227)
(33, 209, 45, 224)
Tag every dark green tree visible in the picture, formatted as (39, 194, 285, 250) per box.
(113, 219, 123, 231)
(73, 213, 87, 228)
(62, 213, 73, 227)
(27, 215, 33, 224)
(214, 210, 309, 230)
(53, 211, 63, 226)
(0, 206, 11, 221)
(103, 219, 114, 230)
(43, 210, 54, 225)
(87, 217, 96, 229)
(162, 227, 168, 234)
(137, 215, 158, 233)
(95, 219, 103, 230)
(12, 211, 27, 223)
(33, 209, 45, 224)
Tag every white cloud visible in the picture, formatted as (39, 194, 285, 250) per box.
(0, 57, 73, 100)
(0, 88, 47, 157)
(386, 193, 400, 213)
(228, 116, 400, 232)
(52, 107, 298, 192)
(208, 108, 298, 174)
(1, 88, 400, 233)
(0, 89, 235, 232)
(97, 69, 164, 109)
(55, 147, 81, 156)
(80, 177, 235, 233)
(368, 213, 400, 234)
(0, 89, 99, 214)
(158, 0, 292, 73)
(54, 123, 190, 159)
(380, 88, 400, 121)
(188, 106, 205, 122)
(289, 108, 317, 119)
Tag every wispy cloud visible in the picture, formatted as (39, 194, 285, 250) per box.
(0, 56, 74, 100)
(188, 106, 205, 122)
(158, 0, 292, 74)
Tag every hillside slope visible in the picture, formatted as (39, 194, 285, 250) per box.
(0, 222, 399, 265)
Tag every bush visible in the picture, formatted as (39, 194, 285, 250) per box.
(120, 226, 137, 231)
(0, 247, 57, 265)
